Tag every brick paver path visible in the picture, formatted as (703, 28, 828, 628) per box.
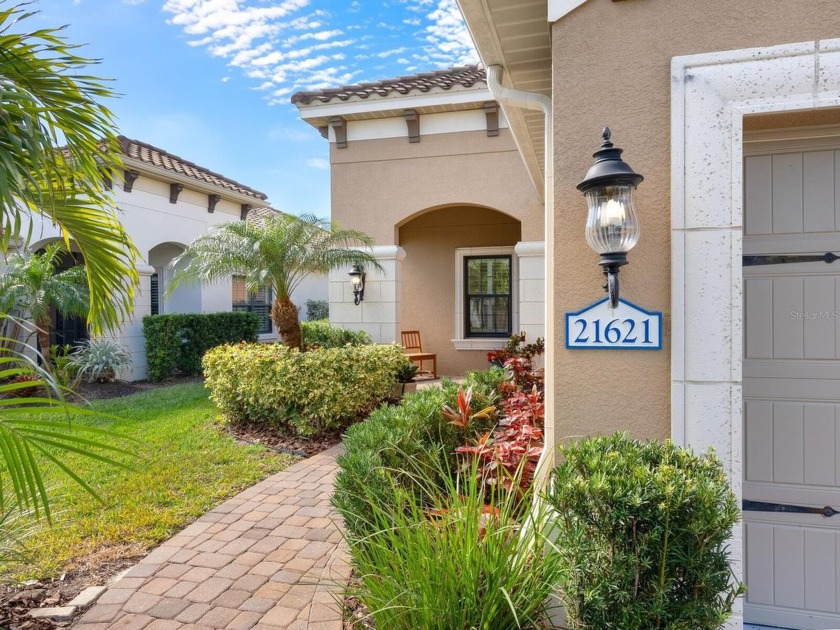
(75, 446, 349, 630)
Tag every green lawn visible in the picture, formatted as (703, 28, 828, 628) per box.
(4, 382, 297, 580)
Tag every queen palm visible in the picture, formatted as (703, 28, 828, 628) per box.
(170, 213, 381, 350)
(0, 242, 89, 368)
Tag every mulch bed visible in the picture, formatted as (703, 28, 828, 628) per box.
(226, 420, 345, 457)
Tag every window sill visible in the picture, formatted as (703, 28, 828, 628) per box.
(451, 338, 507, 351)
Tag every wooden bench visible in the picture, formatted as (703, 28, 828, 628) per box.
(400, 330, 437, 378)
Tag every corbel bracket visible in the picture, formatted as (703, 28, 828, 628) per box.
(241, 204, 252, 221)
(208, 193, 221, 214)
(330, 116, 347, 149)
(484, 102, 500, 137)
(123, 169, 140, 192)
(169, 183, 184, 204)
(404, 109, 420, 143)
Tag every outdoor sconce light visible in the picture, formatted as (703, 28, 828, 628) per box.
(349, 264, 366, 306)
(577, 127, 644, 308)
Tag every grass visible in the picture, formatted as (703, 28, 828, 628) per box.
(3, 382, 297, 580)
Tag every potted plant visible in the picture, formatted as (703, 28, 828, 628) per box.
(393, 361, 420, 397)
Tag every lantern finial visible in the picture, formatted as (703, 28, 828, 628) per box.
(601, 127, 613, 149)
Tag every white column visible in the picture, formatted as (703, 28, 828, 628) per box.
(329, 245, 405, 343)
(514, 241, 545, 343)
(109, 264, 154, 381)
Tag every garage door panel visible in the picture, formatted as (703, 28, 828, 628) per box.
(774, 403, 805, 484)
(746, 522, 775, 605)
(804, 405, 836, 487)
(745, 401, 839, 486)
(773, 153, 804, 234)
(804, 150, 836, 233)
(773, 276, 804, 358)
(806, 529, 837, 613)
(745, 144, 840, 627)
(775, 526, 806, 609)
(805, 276, 836, 358)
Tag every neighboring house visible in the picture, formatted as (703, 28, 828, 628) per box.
(296, 1, 840, 628)
(23, 137, 327, 380)
(293, 66, 546, 377)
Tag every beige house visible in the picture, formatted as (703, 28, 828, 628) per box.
(296, 1, 840, 628)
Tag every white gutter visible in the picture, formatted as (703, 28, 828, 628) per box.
(486, 64, 556, 474)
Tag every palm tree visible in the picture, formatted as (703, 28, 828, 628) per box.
(0, 242, 89, 367)
(0, 4, 139, 335)
(170, 213, 381, 350)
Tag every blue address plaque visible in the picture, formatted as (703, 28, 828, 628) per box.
(566, 298, 662, 350)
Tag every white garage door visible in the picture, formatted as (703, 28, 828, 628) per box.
(744, 141, 840, 628)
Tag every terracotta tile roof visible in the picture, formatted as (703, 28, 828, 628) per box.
(291, 65, 486, 106)
(246, 206, 281, 227)
(118, 136, 268, 201)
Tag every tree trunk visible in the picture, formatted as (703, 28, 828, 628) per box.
(35, 315, 52, 370)
(271, 296, 302, 350)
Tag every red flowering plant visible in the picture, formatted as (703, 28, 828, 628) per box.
(486, 332, 545, 366)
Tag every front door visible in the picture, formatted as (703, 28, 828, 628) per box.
(743, 142, 840, 628)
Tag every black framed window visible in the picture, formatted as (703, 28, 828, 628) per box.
(464, 255, 511, 337)
(150, 273, 160, 316)
(232, 276, 272, 334)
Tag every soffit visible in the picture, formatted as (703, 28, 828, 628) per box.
(457, 0, 551, 193)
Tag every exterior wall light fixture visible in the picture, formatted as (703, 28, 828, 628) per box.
(577, 127, 644, 308)
(349, 264, 366, 305)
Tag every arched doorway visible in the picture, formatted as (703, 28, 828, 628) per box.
(29, 239, 88, 349)
(148, 243, 201, 315)
(397, 204, 522, 376)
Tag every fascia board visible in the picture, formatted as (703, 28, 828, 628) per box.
(121, 156, 268, 206)
(298, 88, 494, 120)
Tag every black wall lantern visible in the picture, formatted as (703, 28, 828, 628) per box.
(349, 264, 366, 306)
(577, 127, 644, 308)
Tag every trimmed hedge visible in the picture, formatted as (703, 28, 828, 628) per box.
(143, 312, 259, 382)
(202, 342, 408, 436)
(333, 368, 505, 539)
(301, 320, 371, 349)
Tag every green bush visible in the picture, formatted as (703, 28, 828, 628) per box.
(333, 371, 502, 540)
(142, 312, 258, 382)
(545, 433, 743, 630)
(301, 319, 371, 349)
(346, 455, 562, 630)
(202, 342, 406, 436)
(305, 299, 328, 321)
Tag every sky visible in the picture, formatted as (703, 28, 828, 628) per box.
(33, 0, 479, 216)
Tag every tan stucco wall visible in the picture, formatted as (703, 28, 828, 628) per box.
(399, 206, 521, 376)
(551, 0, 840, 443)
(330, 128, 543, 244)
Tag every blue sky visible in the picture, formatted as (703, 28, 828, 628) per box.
(35, 0, 478, 216)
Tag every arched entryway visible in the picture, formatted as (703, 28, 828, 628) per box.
(397, 204, 522, 376)
(148, 243, 200, 315)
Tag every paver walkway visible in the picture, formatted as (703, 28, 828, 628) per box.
(75, 446, 349, 630)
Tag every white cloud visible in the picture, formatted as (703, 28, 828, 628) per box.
(162, 0, 477, 106)
(306, 158, 329, 169)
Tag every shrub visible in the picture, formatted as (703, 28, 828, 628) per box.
(333, 372, 501, 540)
(69, 338, 133, 383)
(345, 454, 562, 630)
(301, 319, 370, 350)
(486, 331, 544, 366)
(50, 344, 82, 390)
(202, 342, 406, 436)
(545, 433, 743, 630)
(143, 312, 258, 382)
(305, 299, 328, 321)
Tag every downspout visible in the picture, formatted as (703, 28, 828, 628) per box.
(485, 64, 556, 475)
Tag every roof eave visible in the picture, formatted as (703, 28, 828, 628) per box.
(456, 0, 552, 198)
(121, 156, 268, 206)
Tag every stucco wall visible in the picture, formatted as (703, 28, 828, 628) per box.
(551, 0, 840, 442)
(399, 206, 521, 376)
(330, 128, 543, 244)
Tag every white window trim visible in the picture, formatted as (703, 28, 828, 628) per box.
(452, 246, 518, 351)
